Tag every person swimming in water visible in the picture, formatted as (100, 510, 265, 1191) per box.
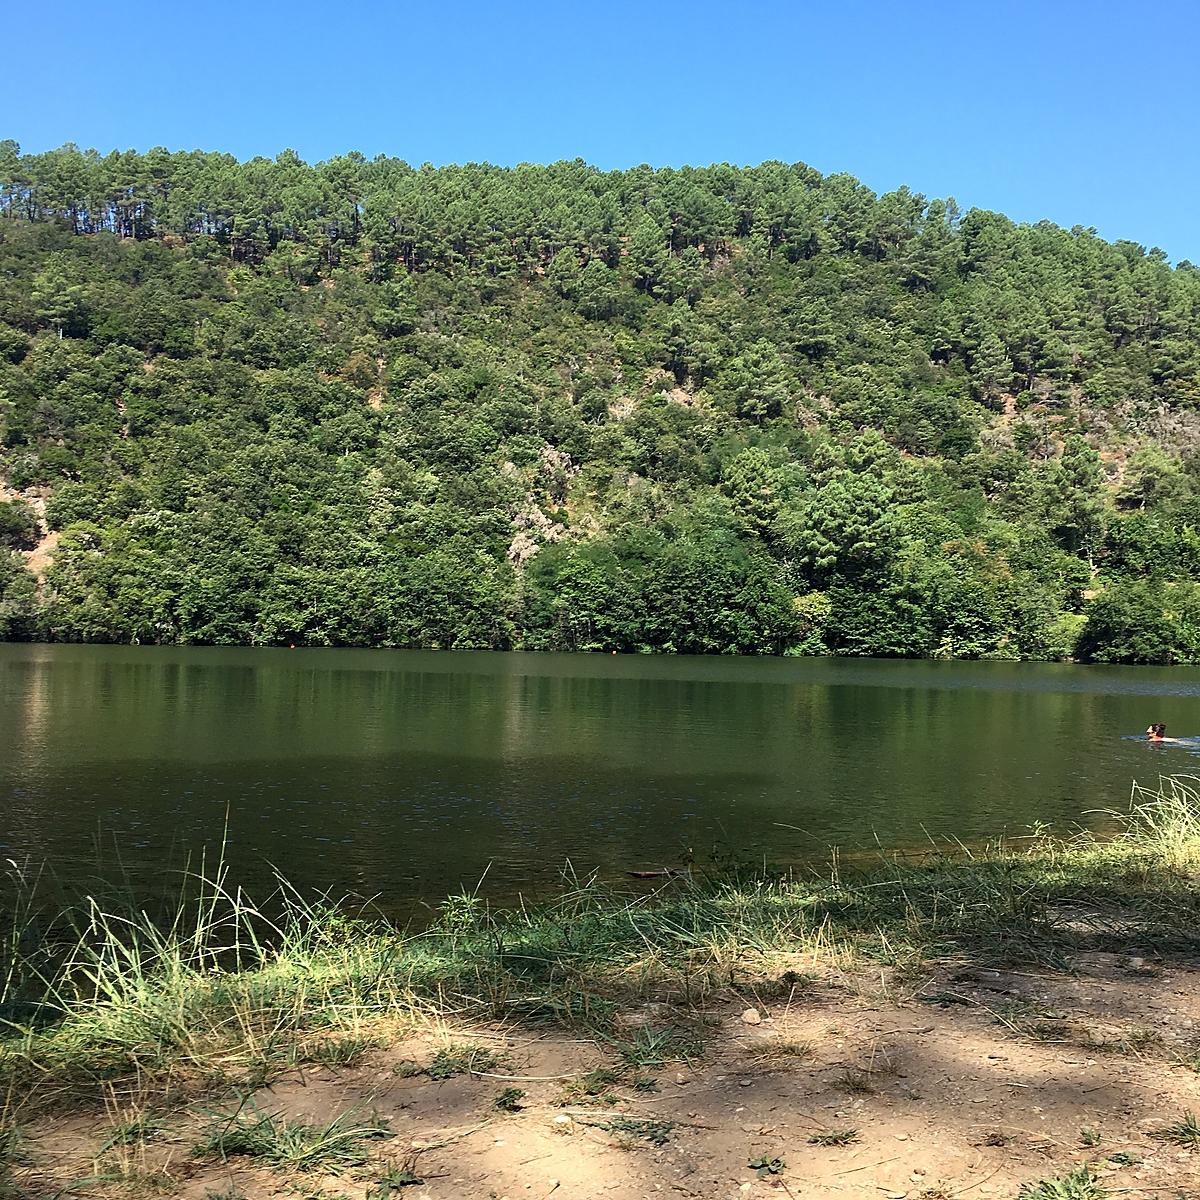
(1147, 722, 1168, 741)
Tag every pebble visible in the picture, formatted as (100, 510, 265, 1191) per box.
(894, 1132, 909, 1141)
(675, 1072, 688, 1085)
(742, 1008, 763, 1025)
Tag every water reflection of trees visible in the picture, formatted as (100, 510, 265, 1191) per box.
(0, 647, 1181, 914)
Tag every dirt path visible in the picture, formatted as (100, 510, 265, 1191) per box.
(16, 953, 1200, 1199)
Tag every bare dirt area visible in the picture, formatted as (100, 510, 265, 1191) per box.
(16, 956, 1200, 1199)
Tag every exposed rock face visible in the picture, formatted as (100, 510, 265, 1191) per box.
(507, 501, 566, 565)
(0, 483, 57, 582)
(506, 444, 580, 564)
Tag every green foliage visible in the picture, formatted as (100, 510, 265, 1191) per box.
(0, 551, 36, 640)
(193, 1104, 393, 1171)
(1075, 579, 1200, 664)
(1150, 1109, 1200, 1146)
(1, 145, 1199, 658)
(0, 501, 36, 550)
(1018, 1167, 1107, 1200)
(425, 1043, 499, 1080)
(589, 1116, 675, 1146)
(366, 1161, 424, 1194)
(749, 1155, 786, 1178)
(493, 1086, 525, 1112)
(303, 1035, 377, 1067)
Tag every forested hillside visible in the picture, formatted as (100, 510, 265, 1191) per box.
(2, 142, 1200, 661)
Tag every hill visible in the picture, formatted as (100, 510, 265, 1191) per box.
(2, 142, 1200, 660)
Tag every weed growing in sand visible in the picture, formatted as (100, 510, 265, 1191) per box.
(493, 1087, 525, 1112)
(754, 1039, 813, 1062)
(1150, 1109, 1200, 1147)
(304, 1035, 377, 1068)
(1097, 1027, 1163, 1056)
(367, 1159, 424, 1194)
(1079, 1126, 1100, 1147)
(0, 1123, 22, 1179)
(1106, 1151, 1138, 1166)
(833, 1068, 876, 1095)
(588, 1117, 675, 1146)
(564, 1067, 623, 1103)
(1178, 1049, 1200, 1073)
(1018, 1166, 1107, 1200)
(749, 1156, 786, 1178)
(97, 1112, 164, 1153)
(809, 1128, 858, 1146)
(85, 1161, 177, 1193)
(194, 1103, 393, 1171)
(427, 1043, 500, 1080)
(283, 1187, 353, 1200)
(614, 1026, 696, 1067)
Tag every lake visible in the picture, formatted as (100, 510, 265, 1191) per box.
(1, 645, 1197, 917)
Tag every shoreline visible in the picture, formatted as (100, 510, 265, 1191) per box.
(4, 777, 1200, 1197)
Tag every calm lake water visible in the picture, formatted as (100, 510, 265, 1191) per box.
(2, 645, 1198, 916)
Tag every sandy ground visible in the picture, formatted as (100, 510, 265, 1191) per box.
(15, 952, 1200, 1199)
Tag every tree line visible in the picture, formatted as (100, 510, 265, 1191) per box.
(2, 142, 1200, 662)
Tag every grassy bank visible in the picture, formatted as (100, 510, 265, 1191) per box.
(3, 776, 1200, 1179)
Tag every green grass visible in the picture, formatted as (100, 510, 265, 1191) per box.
(366, 1160, 424, 1195)
(564, 1066, 623, 1101)
(1150, 1109, 1200, 1146)
(493, 1086, 525, 1111)
(193, 1102, 393, 1171)
(1018, 1166, 1107, 1200)
(2, 774, 1200, 1133)
(97, 1111, 164, 1152)
(809, 1128, 858, 1146)
(612, 1025, 697, 1067)
(426, 1043, 500, 1079)
(303, 1035, 378, 1068)
(585, 1116, 675, 1146)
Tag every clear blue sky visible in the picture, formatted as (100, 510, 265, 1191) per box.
(9, 0, 1199, 260)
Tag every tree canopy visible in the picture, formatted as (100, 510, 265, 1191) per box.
(2, 142, 1200, 661)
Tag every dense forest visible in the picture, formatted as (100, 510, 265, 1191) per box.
(2, 142, 1200, 661)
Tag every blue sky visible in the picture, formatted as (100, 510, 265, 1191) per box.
(9, 0, 1199, 260)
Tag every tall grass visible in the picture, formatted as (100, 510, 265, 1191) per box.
(1118, 774, 1200, 871)
(2, 775, 1199, 1130)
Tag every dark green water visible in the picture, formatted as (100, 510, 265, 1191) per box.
(2, 645, 1198, 916)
